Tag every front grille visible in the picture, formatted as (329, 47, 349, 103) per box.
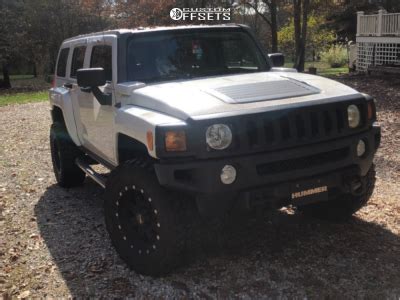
(257, 147, 349, 175)
(235, 101, 365, 152)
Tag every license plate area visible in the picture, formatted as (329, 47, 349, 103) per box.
(290, 178, 329, 205)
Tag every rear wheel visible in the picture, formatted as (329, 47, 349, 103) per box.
(297, 165, 376, 221)
(50, 123, 85, 188)
(104, 159, 190, 276)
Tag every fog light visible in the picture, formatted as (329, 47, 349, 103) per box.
(357, 140, 366, 157)
(220, 165, 236, 184)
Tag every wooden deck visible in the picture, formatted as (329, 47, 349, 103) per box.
(357, 10, 400, 37)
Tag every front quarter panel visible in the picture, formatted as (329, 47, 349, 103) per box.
(49, 87, 82, 146)
(115, 106, 186, 159)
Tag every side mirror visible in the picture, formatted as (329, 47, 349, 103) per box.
(268, 53, 285, 67)
(77, 68, 106, 87)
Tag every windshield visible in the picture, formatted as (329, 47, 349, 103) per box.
(126, 29, 269, 83)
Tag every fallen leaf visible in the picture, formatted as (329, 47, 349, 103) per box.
(18, 290, 30, 299)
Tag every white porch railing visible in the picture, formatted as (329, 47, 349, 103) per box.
(357, 10, 400, 36)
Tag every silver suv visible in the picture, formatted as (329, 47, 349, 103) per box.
(49, 24, 381, 276)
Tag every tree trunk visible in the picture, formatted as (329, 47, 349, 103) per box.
(251, 0, 278, 52)
(270, 0, 278, 53)
(293, 0, 310, 72)
(297, 0, 309, 72)
(1, 62, 11, 89)
(33, 63, 37, 78)
(293, 0, 301, 69)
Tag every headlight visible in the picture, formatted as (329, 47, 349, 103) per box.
(206, 124, 232, 150)
(347, 104, 361, 128)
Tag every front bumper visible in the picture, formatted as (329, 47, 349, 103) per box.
(155, 124, 380, 196)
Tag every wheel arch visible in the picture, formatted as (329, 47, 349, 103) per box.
(49, 88, 82, 146)
(51, 106, 65, 125)
(117, 133, 152, 164)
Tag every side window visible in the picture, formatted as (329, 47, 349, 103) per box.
(90, 45, 112, 81)
(70, 46, 86, 78)
(56, 48, 70, 77)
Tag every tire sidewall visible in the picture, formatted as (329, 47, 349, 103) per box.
(50, 124, 64, 182)
(49, 123, 85, 187)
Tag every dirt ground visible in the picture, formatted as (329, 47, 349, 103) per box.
(0, 74, 399, 298)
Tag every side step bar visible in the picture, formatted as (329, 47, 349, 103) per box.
(75, 158, 107, 188)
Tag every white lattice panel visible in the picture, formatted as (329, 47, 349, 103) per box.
(357, 40, 400, 72)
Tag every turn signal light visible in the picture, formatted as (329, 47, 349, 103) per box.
(367, 101, 376, 120)
(146, 131, 154, 151)
(165, 130, 187, 151)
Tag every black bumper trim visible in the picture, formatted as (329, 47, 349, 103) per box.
(154, 125, 380, 194)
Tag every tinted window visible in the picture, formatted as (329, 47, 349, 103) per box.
(57, 48, 70, 77)
(126, 30, 267, 83)
(70, 46, 86, 78)
(90, 45, 112, 81)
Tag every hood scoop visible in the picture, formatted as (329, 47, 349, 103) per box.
(203, 78, 320, 104)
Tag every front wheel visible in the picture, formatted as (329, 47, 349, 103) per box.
(104, 159, 188, 276)
(297, 165, 376, 221)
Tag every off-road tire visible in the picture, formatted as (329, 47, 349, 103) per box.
(297, 165, 376, 221)
(50, 123, 86, 188)
(104, 159, 190, 276)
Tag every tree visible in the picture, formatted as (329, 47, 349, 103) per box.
(20, 0, 112, 77)
(114, 0, 176, 27)
(241, 0, 279, 52)
(292, 0, 310, 72)
(0, 0, 24, 88)
(278, 15, 336, 61)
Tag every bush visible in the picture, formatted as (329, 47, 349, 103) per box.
(321, 45, 348, 68)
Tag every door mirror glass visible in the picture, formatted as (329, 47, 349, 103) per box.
(268, 53, 285, 67)
(77, 68, 106, 87)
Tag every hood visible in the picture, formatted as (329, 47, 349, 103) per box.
(120, 71, 361, 121)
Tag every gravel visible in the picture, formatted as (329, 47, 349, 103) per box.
(1, 75, 399, 298)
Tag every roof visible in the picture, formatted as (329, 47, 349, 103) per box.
(62, 24, 243, 43)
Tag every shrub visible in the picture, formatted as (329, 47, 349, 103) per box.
(321, 45, 348, 68)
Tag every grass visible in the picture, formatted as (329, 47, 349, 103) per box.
(0, 91, 48, 107)
(283, 61, 349, 76)
(318, 67, 349, 76)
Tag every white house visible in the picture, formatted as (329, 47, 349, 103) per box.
(356, 10, 400, 73)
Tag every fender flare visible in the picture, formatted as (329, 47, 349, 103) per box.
(115, 106, 187, 159)
(49, 88, 82, 146)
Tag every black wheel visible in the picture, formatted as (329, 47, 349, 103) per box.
(297, 165, 376, 221)
(104, 159, 187, 276)
(50, 123, 85, 188)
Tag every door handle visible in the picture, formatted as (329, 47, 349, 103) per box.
(64, 83, 73, 89)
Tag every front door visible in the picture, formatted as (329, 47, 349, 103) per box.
(72, 38, 117, 165)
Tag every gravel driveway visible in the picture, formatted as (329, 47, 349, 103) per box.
(1, 75, 399, 298)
